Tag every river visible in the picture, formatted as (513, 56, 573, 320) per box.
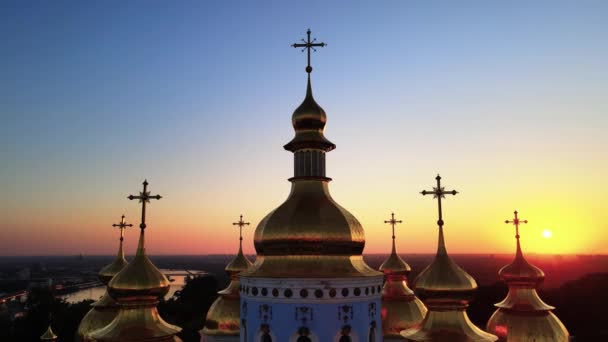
(61, 269, 205, 303)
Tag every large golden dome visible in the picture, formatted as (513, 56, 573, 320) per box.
(241, 75, 380, 279)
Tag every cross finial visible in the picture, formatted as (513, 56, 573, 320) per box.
(505, 210, 528, 240)
(112, 214, 133, 241)
(233, 214, 250, 243)
(384, 212, 403, 241)
(127, 179, 162, 231)
(420, 174, 458, 228)
(292, 29, 326, 74)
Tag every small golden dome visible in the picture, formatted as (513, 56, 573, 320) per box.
(98, 242, 128, 285)
(284, 76, 335, 152)
(414, 228, 477, 301)
(380, 247, 411, 276)
(78, 223, 129, 342)
(40, 325, 58, 341)
(486, 225, 569, 341)
(225, 246, 253, 276)
(498, 241, 544, 285)
(202, 240, 251, 337)
(107, 232, 170, 300)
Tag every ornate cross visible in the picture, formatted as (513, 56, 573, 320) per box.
(112, 214, 133, 241)
(505, 210, 528, 239)
(421, 174, 458, 227)
(233, 214, 250, 243)
(292, 29, 326, 73)
(127, 180, 162, 230)
(384, 212, 403, 241)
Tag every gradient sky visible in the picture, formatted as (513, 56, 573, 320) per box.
(1, 1, 607, 256)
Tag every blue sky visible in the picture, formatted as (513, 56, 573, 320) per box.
(1, 1, 607, 255)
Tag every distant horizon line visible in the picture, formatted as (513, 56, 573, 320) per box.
(0, 253, 605, 257)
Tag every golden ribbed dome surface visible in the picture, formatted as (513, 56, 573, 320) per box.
(486, 224, 569, 341)
(202, 241, 252, 337)
(108, 233, 170, 299)
(98, 251, 128, 284)
(242, 181, 381, 278)
(414, 229, 477, 300)
(284, 76, 335, 152)
(252, 181, 364, 256)
(498, 242, 544, 285)
(380, 250, 411, 275)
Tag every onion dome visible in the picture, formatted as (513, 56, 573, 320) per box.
(40, 325, 58, 341)
(486, 211, 569, 341)
(379, 213, 427, 340)
(90, 181, 182, 342)
(90, 231, 181, 342)
(402, 175, 496, 341)
(201, 218, 253, 339)
(77, 218, 129, 342)
(283, 75, 335, 153)
(402, 227, 497, 341)
(241, 75, 380, 279)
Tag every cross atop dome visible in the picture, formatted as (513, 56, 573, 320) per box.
(505, 210, 528, 239)
(127, 179, 162, 230)
(421, 174, 458, 228)
(112, 214, 133, 242)
(292, 29, 326, 74)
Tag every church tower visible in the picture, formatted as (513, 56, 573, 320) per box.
(89, 180, 182, 342)
(239, 30, 384, 342)
(401, 175, 497, 342)
(77, 215, 131, 341)
(379, 213, 426, 341)
(201, 215, 253, 342)
(486, 211, 569, 341)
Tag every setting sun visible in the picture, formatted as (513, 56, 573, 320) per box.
(542, 230, 553, 239)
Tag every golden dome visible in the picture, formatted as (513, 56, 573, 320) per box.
(380, 223, 427, 340)
(89, 229, 181, 342)
(241, 181, 380, 278)
(242, 74, 380, 279)
(284, 75, 335, 152)
(413, 228, 477, 303)
(380, 242, 411, 276)
(202, 238, 252, 337)
(40, 325, 58, 341)
(486, 224, 569, 341)
(498, 241, 544, 286)
(107, 232, 170, 298)
(402, 192, 496, 341)
(78, 219, 130, 342)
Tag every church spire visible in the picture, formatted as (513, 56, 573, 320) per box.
(284, 30, 335, 177)
(402, 174, 497, 341)
(89, 180, 181, 342)
(77, 215, 131, 341)
(202, 214, 253, 339)
(379, 212, 427, 339)
(486, 210, 569, 341)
